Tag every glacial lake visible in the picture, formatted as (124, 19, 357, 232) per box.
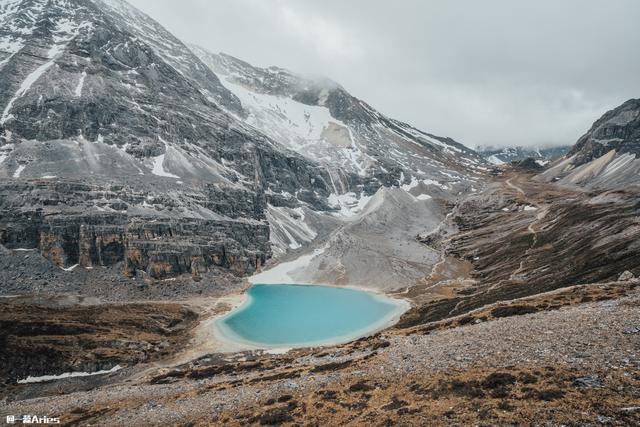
(216, 284, 407, 348)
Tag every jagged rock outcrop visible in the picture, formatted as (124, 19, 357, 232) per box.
(536, 99, 640, 188)
(0, 180, 270, 279)
(569, 98, 640, 164)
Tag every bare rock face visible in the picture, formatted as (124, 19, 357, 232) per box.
(569, 98, 640, 165)
(536, 99, 640, 188)
(0, 181, 270, 280)
(122, 218, 269, 279)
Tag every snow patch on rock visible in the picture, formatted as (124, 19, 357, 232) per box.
(12, 164, 25, 177)
(74, 70, 87, 97)
(17, 365, 122, 384)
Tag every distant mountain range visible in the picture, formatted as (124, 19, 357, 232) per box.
(476, 145, 571, 165)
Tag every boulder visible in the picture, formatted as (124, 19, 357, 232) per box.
(618, 270, 635, 281)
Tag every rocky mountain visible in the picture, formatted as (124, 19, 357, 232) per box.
(477, 145, 570, 166)
(536, 98, 640, 188)
(189, 48, 487, 186)
(0, 0, 486, 286)
(0, 0, 335, 282)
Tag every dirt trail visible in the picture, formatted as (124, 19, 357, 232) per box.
(505, 176, 526, 195)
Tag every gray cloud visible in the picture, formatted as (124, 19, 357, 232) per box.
(128, 0, 640, 148)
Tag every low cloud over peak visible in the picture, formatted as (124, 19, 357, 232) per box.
(129, 0, 640, 148)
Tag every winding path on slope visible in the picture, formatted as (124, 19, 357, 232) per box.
(496, 176, 549, 285)
(505, 177, 526, 195)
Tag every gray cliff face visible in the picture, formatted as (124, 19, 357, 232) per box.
(0, 180, 270, 278)
(535, 99, 640, 189)
(0, 0, 331, 199)
(568, 98, 640, 164)
(0, 0, 487, 283)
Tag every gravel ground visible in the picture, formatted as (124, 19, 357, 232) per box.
(385, 293, 640, 373)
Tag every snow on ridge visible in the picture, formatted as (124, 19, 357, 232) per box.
(150, 137, 180, 178)
(328, 173, 444, 218)
(219, 76, 371, 175)
(267, 205, 317, 254)
(392, 121, 463, 154)
(327, 191, 373, 218)
(0, 59, 56, 124)
(0, 11, 91, 124)
(74, 70, 87, 97)
(12, 164, 25, 177)
(421, 178, 449, 190)
(0, 38, 23, 57)
(488, 155, 505, 165)
(221, 77, 333, 142)
(399, 173, 419, 191)
(47, 14, 93, 58)
(399, 172, 449, 192)
(151, 153, 180, 178)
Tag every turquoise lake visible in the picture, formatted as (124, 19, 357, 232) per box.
(217, 284, 406, 347)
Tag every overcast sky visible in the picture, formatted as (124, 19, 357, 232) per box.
(129, 0, 640, 148)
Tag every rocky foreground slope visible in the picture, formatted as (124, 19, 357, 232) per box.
(2, 268, 638, 426)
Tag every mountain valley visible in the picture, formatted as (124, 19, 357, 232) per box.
(0, 1, 638, 426)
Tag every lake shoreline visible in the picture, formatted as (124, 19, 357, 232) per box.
(211, 283, 411, 352)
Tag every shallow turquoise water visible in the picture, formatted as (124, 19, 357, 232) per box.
(217, 284, 403, 347)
